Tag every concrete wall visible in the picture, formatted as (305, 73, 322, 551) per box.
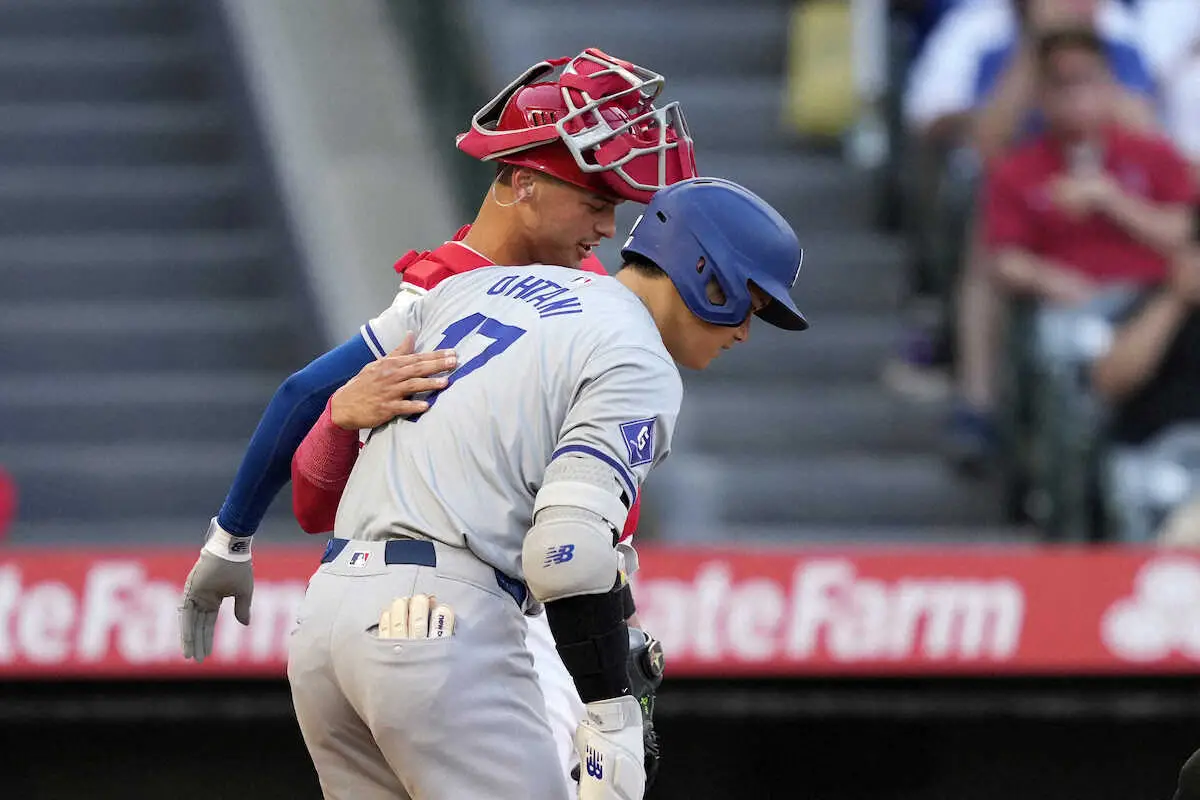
(220, 0, 456, 344)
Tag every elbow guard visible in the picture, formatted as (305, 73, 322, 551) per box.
(524, 454, 635, 702)
(523, 506, 619, 604)
(522, 455, 629, 605)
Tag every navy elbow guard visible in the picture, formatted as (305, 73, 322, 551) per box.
(544, 582, 630, 703)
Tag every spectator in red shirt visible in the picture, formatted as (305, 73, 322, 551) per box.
(952, 27, 1195, 467)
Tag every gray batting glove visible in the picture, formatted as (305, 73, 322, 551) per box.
(179, 518, 254, 663)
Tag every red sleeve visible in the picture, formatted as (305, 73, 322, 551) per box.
(617, 495, 641, 544)
(983, 158, 1036, 252)
(580, 253, 609, 276)
(291, 401, 360, 534)
(1147, 138, 1197, 205)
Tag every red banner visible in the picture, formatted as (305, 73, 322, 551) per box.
(0, 544, 1197, 679)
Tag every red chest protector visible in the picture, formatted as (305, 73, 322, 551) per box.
(395, 225, 610, 288)
(392, 226, 496, 289)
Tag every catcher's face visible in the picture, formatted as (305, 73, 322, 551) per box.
(519, 172, 619, 269)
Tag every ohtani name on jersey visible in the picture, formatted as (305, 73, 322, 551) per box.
(486, 273, 583, 318)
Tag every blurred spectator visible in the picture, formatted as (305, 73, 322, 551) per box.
(891, 0, 1154, 411)
(1092, 240, 1200, 447)
(1136, 0, 1200, 176)
(891, 0, 973, 63)
(972, 0, 1157, 163)
(904, 0, 1146, 148)
(957, 28, 1195, 468)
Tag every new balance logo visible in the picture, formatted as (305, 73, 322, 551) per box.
(544, 544, 576, 566)
(349, 551, 370, 567)
(585, 746, 604, 780)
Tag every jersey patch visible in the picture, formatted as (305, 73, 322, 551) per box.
(619, 418, 656, 467)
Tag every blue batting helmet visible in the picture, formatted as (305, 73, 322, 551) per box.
(619, 177, 807, 331)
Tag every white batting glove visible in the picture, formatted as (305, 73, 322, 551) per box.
(179, 518, 254, 663)
(376, 594, 455, 639)
(574, 695, 646, 800)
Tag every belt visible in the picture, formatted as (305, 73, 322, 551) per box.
(320, 537, 528, 608)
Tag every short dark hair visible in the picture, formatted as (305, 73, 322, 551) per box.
(619, 253, 667, 279)
(1036, 27, 1107, 76)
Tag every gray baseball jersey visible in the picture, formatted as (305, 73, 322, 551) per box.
(335, 265, 683, 581)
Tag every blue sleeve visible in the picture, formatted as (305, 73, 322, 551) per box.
(216, 335, 375, 535)
(1106, 41, 1156, 98)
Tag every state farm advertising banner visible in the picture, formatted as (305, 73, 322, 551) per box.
(0, 544, 1198, 679)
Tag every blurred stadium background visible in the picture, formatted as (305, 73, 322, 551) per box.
(1, 0, 1199, 797)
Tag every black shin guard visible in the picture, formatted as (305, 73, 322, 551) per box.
(545, 584, 630, 703)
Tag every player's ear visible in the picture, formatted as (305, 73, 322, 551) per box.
(513, 168, 536, 203)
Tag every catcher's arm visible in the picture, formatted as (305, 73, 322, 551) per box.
(291, 333, 457, 533)
(215, 336, 374, 534)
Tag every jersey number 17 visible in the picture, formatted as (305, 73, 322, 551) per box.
(409, 312, 526, 421)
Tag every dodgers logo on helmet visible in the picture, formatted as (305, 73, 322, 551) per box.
(620, 417, 656, 467)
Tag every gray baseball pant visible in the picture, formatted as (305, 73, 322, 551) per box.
(287, 538, 571, 800)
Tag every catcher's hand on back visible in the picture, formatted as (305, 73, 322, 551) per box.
(329, 332, 457, 430)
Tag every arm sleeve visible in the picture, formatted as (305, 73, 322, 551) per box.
(215, 336, 374, 535)
(291, 400, 360, 534)
(287, 282, 432, 533)
(216, 282, 429, 535)
(551, 345, 683, 510)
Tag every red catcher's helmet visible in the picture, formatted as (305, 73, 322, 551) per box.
(456, 48, 697, 204)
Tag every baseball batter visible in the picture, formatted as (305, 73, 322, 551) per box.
(286, 177, 808, 799)
(178, 48, 695, 797)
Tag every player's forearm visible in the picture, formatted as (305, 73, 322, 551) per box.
(1091, 292, 1189, 401)
(971, 43, 1037, 163)
(216, 336, 374, 535)
(291, 400, 360, 534)
(993, 249, 1081, 301)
